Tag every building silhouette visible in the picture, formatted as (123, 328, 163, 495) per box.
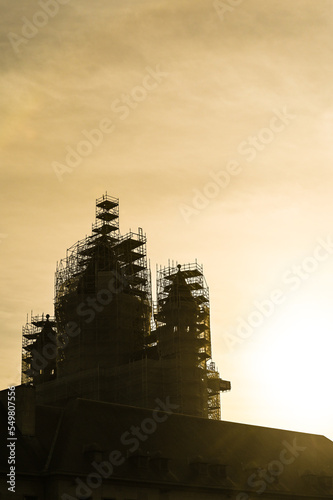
(0, 194, 332, 500)
(21, 193, 230, 417)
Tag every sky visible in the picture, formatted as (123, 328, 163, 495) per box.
(1, 0, 333, 441)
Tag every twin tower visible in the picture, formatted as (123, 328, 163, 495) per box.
(21, 194, 230, 419)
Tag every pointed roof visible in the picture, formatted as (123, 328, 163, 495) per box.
(163, 265, 197, 310)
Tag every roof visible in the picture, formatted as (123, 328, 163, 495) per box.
(1, 393, 333, 497)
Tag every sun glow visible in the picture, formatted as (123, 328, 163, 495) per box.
(254, 294, 333, 436)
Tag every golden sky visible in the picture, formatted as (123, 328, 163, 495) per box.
(1, 0, 333, 439)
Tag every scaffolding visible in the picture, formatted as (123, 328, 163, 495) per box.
(51, 193, 153, 400)
(55, 194, 120, 302)
(22, 193, 230, 419)
(154, 263, 225, 419)
(55, 194, 151, 311)
(206, 361, 222, 420)
(155, 262, 211, 368)
(113, 228, 151, 303)
(21, 314, 57, 385)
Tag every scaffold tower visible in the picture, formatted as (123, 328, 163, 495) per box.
(155, 263, 230, 419)
(21, 193, 230, 418)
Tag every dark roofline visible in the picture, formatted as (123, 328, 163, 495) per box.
(71, 398, 333, 441)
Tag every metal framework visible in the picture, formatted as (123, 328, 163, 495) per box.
(55, 194, 151, 307)
(21, 194, 230, 419)
(155, 262, 211, 365)
(21, 314, 57, 385)
(154, 262, 225, 419)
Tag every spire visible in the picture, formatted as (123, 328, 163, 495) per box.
(160, 264, 198, 325)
